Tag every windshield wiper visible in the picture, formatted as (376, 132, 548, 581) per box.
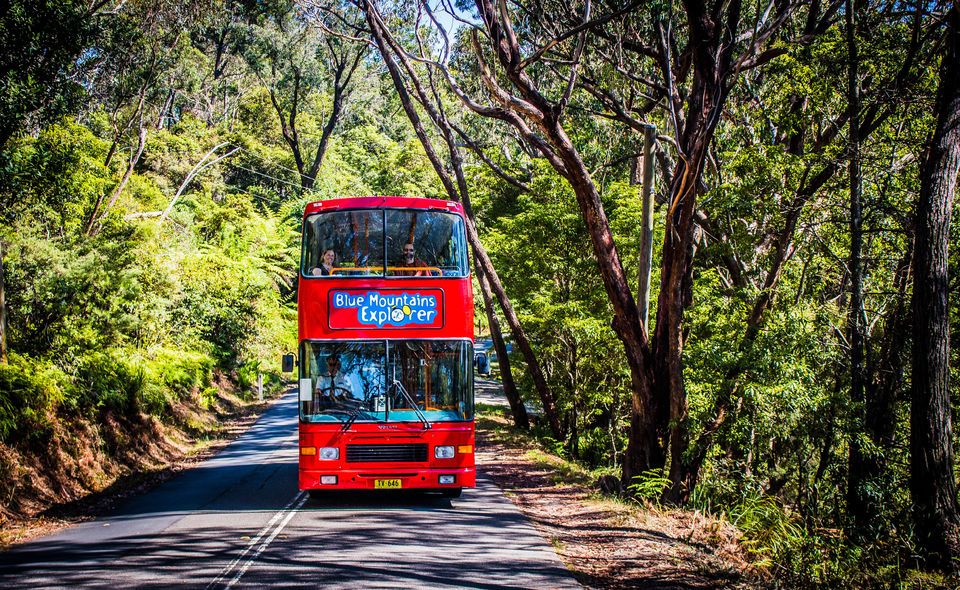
(340, 408, 361, 432)
(390, 380, 431, 430)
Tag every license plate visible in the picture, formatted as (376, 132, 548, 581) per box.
(374, 479, 402, 489)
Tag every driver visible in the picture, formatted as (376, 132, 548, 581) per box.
(316, 355, 354, 405)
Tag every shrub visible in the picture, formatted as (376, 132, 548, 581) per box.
(626, 469, 672, 504)
(138, 348, 215, 416)
(145, 348, 214, 398)
(235, 360, 260, 397)
(72, 349, 145, 416)
(0, 353, 65, 444)
(729, 494, 804, 567)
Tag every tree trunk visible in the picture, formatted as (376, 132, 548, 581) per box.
(910, 4, 960, 572)
(157, 88, 175, 130)
(87, 125, 149, 236)
(104, 126, 148, 214)
(363, 4, 561, 436)
(475, 259, 529, 429)
(0, 241, 7, 365)
(305, 48, 363, 188)
(845, 0, 874, 537)
(659, 87, 733, 502)
(637, 125, 656, 328)
(657, 143, 706, 502)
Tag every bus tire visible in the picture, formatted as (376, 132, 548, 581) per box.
(440, 487, 462, 498)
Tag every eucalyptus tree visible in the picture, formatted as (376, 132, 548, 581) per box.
(0, 0, 110, 149)
(356, 1, 548, 432)
(82, 0, 211, 235)
(192, 0, 291, 125)
(911, 3, 960, 570)
(368, 0, 841, 500)
(670, 1, 946, 522)
(244, 3, 366, 190)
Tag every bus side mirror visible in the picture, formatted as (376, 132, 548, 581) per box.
(282, 353, 296, 373)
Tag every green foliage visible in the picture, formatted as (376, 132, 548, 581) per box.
(0, 121, 111, 229)
(0, 353, 64, 444)
(0, 2, 953, 586)
(72, 349, 146, 415)
(140, 348, 215, 412)
(626, 470, 672, 504)
(729, 495, 805, 566)
(0, 0, 100, 147)
(0, 1, 317, 449)
(476, 160, 634, 465)
(336, 125, 441, 198)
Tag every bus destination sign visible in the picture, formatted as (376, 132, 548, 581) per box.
(328, 289, 444, 329)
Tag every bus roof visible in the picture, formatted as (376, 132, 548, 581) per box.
(303, 196, 465, 217)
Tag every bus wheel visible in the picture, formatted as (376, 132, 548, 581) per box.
(440, 487, 462, 498)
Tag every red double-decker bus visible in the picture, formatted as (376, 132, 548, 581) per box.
(290, 196, 475, 497)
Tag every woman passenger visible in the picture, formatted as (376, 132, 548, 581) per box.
(312, 248, 336, 276)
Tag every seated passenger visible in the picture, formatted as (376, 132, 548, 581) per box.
(395, 243, 437, 277)
(311, 249, 336, 276)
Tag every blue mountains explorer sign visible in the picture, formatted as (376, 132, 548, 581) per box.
(329, 289, 443, 329)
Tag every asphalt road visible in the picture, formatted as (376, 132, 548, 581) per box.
(0, 391, 579, 589)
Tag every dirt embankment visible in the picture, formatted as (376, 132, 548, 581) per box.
(0, 374, 282, 547)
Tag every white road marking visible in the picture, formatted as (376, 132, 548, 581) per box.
(207, 491, 307, 589)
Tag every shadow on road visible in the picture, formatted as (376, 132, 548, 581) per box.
(304, 490, 455, 510)
(0, 391, 581, 589)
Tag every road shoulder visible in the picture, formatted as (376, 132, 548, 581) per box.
(476, 405, 759, 589)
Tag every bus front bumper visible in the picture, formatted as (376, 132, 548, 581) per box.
(300, 466, 475, 491)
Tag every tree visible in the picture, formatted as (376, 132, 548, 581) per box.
(360, 2, 548, 433)
(910, 3, 960, 571)
(1, 241, 6, 364)
(83, 1, 208, 234)
(395, 0, 840, 499)
(246, 5, 366, 190)
(0, 1, 108, 148)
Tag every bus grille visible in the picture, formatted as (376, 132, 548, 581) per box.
(346, 443, 428, 463)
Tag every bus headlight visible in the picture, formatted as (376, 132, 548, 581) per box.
(435, 446, 455, 459)
(319, 447, 340, 460)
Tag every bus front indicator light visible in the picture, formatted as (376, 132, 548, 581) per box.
(318, 447, 339, 460)
(435, 446, 455, 459)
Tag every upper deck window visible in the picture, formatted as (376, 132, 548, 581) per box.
(303, 208, 468, 278)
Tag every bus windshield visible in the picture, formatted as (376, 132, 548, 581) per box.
(302, 209, 468, 278)
(300, 340, 473, 423)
